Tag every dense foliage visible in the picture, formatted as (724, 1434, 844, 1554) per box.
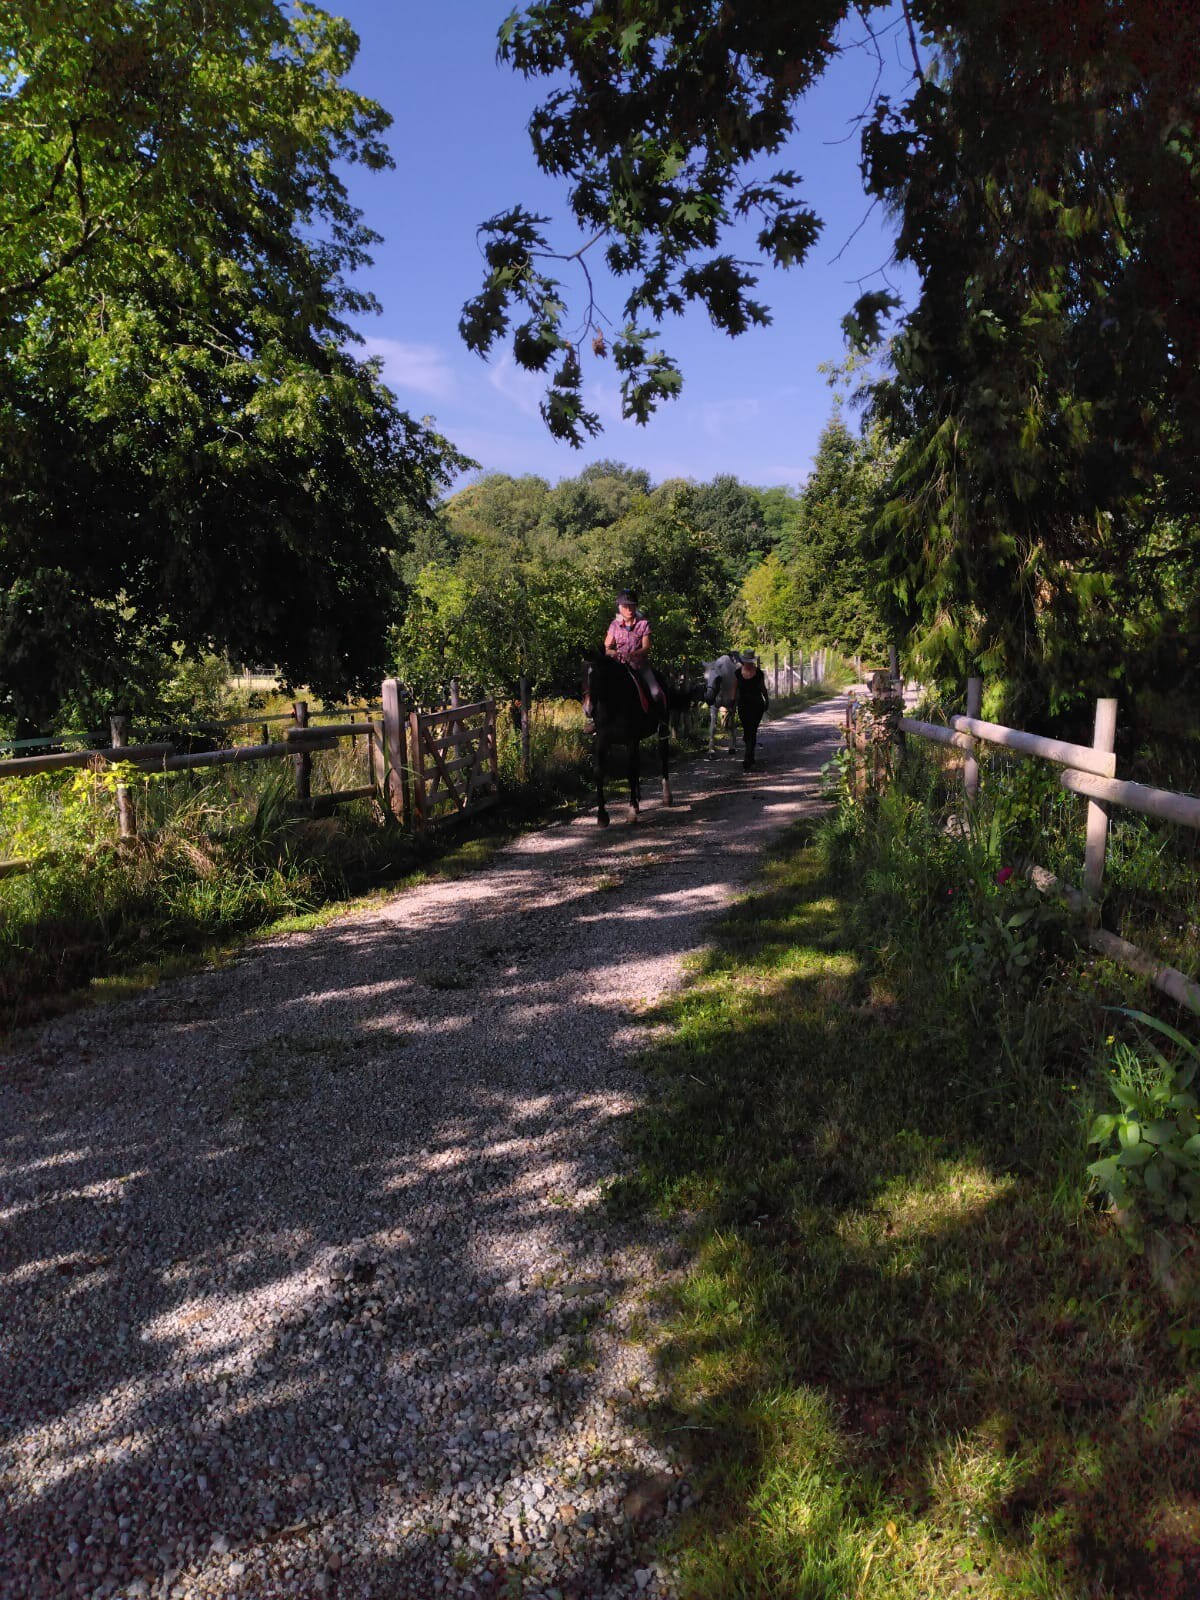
(394, 432, 894, 701)
(393, 462, 739, 701)
(0, 0, 464, 732)
(468, 1, 1200, 739)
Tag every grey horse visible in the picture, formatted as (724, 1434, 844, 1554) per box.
(701, 654, 743, 756)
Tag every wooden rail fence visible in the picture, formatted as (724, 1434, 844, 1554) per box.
(0, 678, 508, 878)
(892, 676, 1200, 1014)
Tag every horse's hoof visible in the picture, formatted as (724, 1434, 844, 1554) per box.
(597, 811, 610, 828)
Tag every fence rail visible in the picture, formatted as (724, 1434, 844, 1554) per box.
(0, 678, 518, 880)
(890, 676, 1200, 1014)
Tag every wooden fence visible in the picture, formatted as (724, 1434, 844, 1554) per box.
(765, 647, 829, 698)
(0, 679, 503, 879)
(892, 677, 1200, 1014)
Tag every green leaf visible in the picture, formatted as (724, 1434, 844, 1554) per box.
(1117, 1143, 1155, 1168)
(1142, 1120, 1178, 1146)
(1115, 1008, 1200, 1063)
(1087, 1113, 1119, 1144)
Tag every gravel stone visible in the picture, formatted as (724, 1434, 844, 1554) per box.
(0, 700, 845, 1598)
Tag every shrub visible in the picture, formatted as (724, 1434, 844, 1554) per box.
(1088, 1008, 1200, 1225)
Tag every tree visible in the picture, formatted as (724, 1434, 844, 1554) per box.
(395, 466, 736, 696)
(0, 0, 465, 729)
(862, 4, 1200, 720)
(462, 1, 1200, 736)
(689, 475, 772, 579)
(581, 483, 731, 665)
(442, 475, 551, 546)
(784, 416, 890, 657)
(739, 553, 797, 650)
(460, 1, 887, 445)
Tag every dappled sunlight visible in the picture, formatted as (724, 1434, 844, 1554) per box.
(620, 824, 1200, 1599)
(0, 699, 852, 1596)
(859, 1166, 1017, 1243)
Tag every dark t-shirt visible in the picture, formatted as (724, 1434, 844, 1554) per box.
(736, 667, 768, 717)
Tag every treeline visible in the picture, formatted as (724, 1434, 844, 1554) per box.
(392, 422, 889, 702)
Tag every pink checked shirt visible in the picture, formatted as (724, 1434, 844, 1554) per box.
(606, 612, 650, 663)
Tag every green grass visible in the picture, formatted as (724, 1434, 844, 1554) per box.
(620, 807, 1200, 1599)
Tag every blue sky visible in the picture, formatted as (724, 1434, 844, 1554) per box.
(330, 3, 919, 491)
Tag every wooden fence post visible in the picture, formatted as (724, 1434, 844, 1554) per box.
(109, 713, 136, 841)
(1083, 697, 1119, 903)
(772, 650, 780, 697)
(519, 676, 532, 782)
(292, 701, 312, 804)
(963, 676, 982, 807)
(381, 678, 410, 825)
(487, 697, 500, 794)
(787, 647, 795, 696)
(408, 705, 427, 828)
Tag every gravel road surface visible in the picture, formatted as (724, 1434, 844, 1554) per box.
(1, 695, 848, 1600)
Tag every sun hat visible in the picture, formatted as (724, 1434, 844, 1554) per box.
(740, 650, 758, 664)
(616, 588, 639, 606)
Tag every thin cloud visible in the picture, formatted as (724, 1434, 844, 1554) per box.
(487, 353, 544, 418)
(698, 396, 762, 438)
(359, 336, 458, 403)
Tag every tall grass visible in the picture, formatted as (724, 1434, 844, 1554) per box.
(0, 691, 732, 1028)
(617, 742, 1200, 1599)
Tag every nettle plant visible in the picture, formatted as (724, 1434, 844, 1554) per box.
(1088, 1009, 1200, 1226)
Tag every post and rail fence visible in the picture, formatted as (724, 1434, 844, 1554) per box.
(0, 679, 505, 879)
(1, 648, 846, 879)
(851, 671, 1200, 1014)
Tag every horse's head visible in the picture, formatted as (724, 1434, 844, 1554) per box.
(701, 655, 737, 706)
(581, 647, 605, 719)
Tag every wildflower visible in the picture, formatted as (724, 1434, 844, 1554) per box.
(995, 866, 1014, 886)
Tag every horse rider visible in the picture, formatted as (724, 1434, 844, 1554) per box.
(605, 588, 667, 712)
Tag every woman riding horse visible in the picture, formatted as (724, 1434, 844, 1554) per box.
(604, 589, 667, 712)
(584, 587, 676, 825)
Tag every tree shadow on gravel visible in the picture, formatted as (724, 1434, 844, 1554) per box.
(0, 718, 845, 1600)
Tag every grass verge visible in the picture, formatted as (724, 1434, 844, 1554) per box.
(620, 812, 1200, 1599)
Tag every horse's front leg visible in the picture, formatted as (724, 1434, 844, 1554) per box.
(707, 703, 717, 756)
(727, 705, 739, 756)
(658, 722, 673, 805)
(628, 740, 641, 820)
(595, 734, 609, 827)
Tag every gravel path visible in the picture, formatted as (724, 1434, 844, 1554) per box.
(1, 696, 848, 1600)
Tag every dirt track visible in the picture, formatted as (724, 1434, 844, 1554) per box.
(0, 694, 849, 1600)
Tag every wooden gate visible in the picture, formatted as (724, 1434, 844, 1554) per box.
(409, 699, 498, 828)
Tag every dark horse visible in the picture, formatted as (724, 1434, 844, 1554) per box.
(582, 652, 688, 826)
